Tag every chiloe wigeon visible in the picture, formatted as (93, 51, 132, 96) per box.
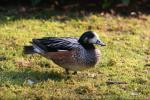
(23, 31, 106, 74)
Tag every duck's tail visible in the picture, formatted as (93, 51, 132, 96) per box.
(23, 46, 36, 54)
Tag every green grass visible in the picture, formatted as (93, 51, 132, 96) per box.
(0, 9, 150, 99)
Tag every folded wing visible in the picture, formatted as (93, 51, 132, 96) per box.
(32, 37, 79, 52)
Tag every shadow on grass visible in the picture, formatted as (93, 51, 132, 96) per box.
(0, 8, 86, 25)
(0, 69, 65, 85)
(0, 5, 150, 25)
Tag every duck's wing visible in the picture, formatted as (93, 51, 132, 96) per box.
(32, 37, 79, 52)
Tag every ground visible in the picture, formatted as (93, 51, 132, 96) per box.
(0, 9, 150, 99)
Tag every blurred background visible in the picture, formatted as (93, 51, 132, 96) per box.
(0, 0, 150, 14)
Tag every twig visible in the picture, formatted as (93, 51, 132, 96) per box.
(144, 64, 150, 67)
(106, 81, 128, 85)
(0, 55, 7, 61)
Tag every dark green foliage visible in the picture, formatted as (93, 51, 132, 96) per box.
(30, 0, 42, 6)
(101, 0, 130, 9)
(0, 0, 148, 9)
(122, 0, 130, 5)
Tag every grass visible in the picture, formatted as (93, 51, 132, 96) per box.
(0, 8, 150, 99)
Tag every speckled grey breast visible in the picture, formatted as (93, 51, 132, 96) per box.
(43, 45, 101, 71)
(70, 45, 100, 70)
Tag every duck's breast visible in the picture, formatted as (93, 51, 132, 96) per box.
(75, 47, 101, 67)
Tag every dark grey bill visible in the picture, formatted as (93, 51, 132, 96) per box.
(96, 40, 106, 46)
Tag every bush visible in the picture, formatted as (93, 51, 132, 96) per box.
(0, 0, 149, 10)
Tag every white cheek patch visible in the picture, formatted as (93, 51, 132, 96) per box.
(89, 36, 97, 43)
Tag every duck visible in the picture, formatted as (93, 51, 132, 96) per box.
(23, 31, 106, 74)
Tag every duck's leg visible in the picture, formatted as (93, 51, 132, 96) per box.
(65, 69, 71, 79)
(65, 69, 69, 75)
(72, 71, 77, 75)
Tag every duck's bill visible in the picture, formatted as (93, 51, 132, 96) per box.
(96, 40, 106, 46)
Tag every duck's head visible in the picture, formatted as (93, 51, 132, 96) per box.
(78, 31, 106, 47)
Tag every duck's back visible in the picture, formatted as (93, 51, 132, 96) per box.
(32, 37, 79, 52)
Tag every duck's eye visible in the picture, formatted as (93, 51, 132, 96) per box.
(83, 37, 88, 43)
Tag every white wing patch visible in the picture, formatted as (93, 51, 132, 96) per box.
(57, 50, 68, 51)
(34, 48, 41, 53)
(33, 44, 45, 53)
